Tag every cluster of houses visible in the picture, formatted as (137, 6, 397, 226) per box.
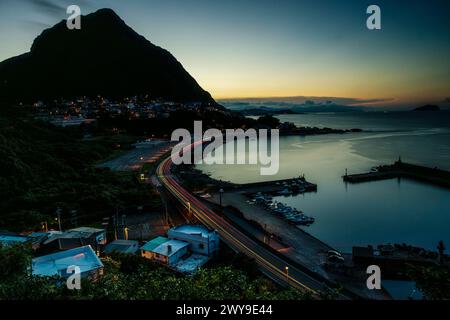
(31, 95, 214, 127)
(0, 224, 219, 282)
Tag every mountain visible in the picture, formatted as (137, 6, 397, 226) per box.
(0, 8, 214, 104)
(413, 104, 440, 112)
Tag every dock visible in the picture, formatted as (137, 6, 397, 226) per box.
(232, 177, 318, 194)
(343, 160, 450, 188)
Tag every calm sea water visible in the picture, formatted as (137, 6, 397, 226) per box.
(197, 111, 450, 252)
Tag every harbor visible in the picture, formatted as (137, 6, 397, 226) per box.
(343, 159, 450, 188)
(248, 192, 315, 226)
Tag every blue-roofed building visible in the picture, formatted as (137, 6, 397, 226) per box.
(140, 225, 220, 274)
(168, 225, 219, 256)
(0, 232, 30, 246)
(32, 245, 104, 281)
(141, 237, 190, 266)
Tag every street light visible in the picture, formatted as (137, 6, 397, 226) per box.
(219, 188, 224, 207)
(187, 201, 191, 217)
(285, 266, 289, 283)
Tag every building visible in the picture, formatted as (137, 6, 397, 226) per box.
(39, 227, 106, 255)
(168, 225, 219, 256)
(140, 225, 220, 274)
(104, 240, 140, 255)
(0, 232, 30, 246)
(141, 237, 189, 266)
(32, 245, 104, 280)
(26, 232, 53, 250)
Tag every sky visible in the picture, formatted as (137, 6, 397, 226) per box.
(0, 0, 449, 106)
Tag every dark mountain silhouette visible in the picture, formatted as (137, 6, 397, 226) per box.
(0, 8, 214, 104)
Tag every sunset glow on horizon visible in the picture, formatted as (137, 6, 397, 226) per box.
(0, 0, 449, 106)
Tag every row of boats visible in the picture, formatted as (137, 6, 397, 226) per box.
(248, 192, 315, 226)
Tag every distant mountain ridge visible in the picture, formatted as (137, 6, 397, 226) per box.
(0, 8, 214, 104)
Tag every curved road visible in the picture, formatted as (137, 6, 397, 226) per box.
(156, 142, 350, 299)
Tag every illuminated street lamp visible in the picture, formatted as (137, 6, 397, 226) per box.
(285, 266, 289, 283)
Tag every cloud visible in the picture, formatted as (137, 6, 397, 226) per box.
(30, 0, 65, 14)
(23, 0, 95, 20)
(19, 0, 96, 31)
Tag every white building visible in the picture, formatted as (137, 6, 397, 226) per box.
(32, 245, 104, 280)
(168, 225, 219, 256)
(141, 237, 189, 266)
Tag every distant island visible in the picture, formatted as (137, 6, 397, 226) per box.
(413, 104, 440, 112)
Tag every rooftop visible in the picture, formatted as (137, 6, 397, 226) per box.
(32, 245, 103, 277)
(152, 240, 189, 257)
(104, 240, 139, 254)
(169, 224, 214, 239)
(141, 236, 169, 252)
(43, 227, 104, 244)
(0, 232, 29, 245)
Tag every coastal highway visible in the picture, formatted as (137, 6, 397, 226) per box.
(156, 142, 350, 299)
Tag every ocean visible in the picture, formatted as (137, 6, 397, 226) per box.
(196, 111, 450, 252)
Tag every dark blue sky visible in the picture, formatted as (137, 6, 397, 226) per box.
(0, 0, 449, 105)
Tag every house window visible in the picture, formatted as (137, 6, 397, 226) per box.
(199, 243, 205, 249)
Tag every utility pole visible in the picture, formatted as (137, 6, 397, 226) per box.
(56, 207, 62, 232)
(165, 203, 170, 227)
(112, 208, 119, 240)
(70, 210, 78, 227)
(121, 214, 127, 240)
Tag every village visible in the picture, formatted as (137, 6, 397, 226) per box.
(0, 223, 220, 281)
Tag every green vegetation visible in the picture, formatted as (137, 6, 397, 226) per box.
(0, 110, 160, 232)
(0, 244, 310, 300)
(408, 265, 450, 300)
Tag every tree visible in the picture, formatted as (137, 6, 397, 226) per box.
(0, 243, 32, 281)
(408, 266, 450, 300)
(437, 240, 446, 265)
